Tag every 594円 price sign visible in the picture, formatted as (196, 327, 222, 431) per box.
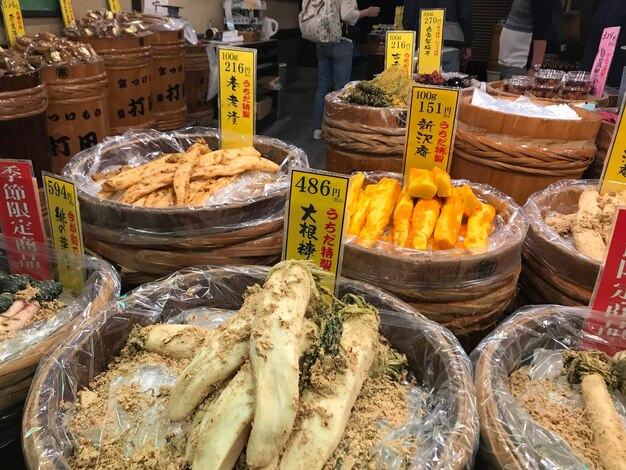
(385, 31, 415, 76)
(284, 170, 350, 292)
(1, 0, 26, 47)
(219, 46, 257, 149)
(403, 86, 459, 179)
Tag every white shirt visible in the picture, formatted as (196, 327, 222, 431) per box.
(334, 0, 360, 26)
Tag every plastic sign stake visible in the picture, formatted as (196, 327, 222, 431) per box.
(1, 0, 26, 47)
(218, 46, 257, 149)
(43, 173, 85, 291)
(599, 100, 626, 195)
(582, 207, 626, 355)
(385, 31, 415, 76)
(591, 26, 621, 98)
(58, 0, 75, 27)
(283, 169, 350, 294)
(0, 160, 51, 279)
(417, 8, 445, 75)
(107, 0, 121, 13)
(403, 85, 459, 183)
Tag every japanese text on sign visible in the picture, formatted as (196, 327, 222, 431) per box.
(58, 0, 75, 27)
(385, 31, 415, 76)
(582, 208, 626, 355)
(43, 173, 84, 291)
(591, 26, 621, 98)
(284, 169, 349, 293)
(599, 101, 626, 195)
(403, 86, 459, 180)
(1, 0, 26, 47)
(418, 8, 444, 75)
(107, 0, 121, 13)
(219, 47, 256, 149)
(0, 160, 52, 279)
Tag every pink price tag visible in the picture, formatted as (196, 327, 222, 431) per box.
(582, 207, 626, 354)
(591, 26, 621, 98)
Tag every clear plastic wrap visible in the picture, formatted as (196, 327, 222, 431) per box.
(471, 88, 580, 120)
(23, 265, 479, 469)
(62, 127, 308, 244)
(0, 238, 120, 412)
(472, 305, 626, 469)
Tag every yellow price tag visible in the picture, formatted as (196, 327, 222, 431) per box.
(403, 85, 459, 181)
(600, 102, 626, 194)
(107, 0, 121, 13)
(42, 173, 85, 292)
(283, 169, 350, 293)
(219, 46, 256, 149)
(58, 0, 75, 27)
(418, 8, 445, 75)
(385, 31, 415, 76)
(1, 0, 26, 47)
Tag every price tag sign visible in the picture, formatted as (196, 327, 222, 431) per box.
(42, 173, 84, 291)
(58, 0, 75, 27)
(218, 46, 257, 149)
(1, 0, 26, 47)
(418, 8, 445, 75)
(599, 101, 626, 194)
(0, 160, 51, 280)
(582, 207, 626, 355)
(385, 31, 415, 76)
(403, 85, 459, 181)
(591, 26, 621, 97)
(283, 169, 350, 293)
(107, 0, 121, 13)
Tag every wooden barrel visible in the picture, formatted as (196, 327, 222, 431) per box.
(449, 93, 602, 205)
(41, 60, 110, 174)
(584, 119, 615, 179)
(147, 30, 187, 131)
(521, 180, 600, 306)
(366, 31, 386, 79)
(184, 43, 213, 126)
(323, 91, 406, 174)
(84, 35, 155, 135)
(23, 267, 478, 469)
(342, 177, 528, 351)
(0, 70, 50, 183)
(474, 305, 588, 468)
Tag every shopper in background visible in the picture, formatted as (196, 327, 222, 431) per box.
(312, 1, 380, 140)
(402, 0, 473, 72)
(498, 0, 562, 79)
(581, 0, 626, 89)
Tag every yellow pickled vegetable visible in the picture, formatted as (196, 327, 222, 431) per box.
(463, 201, 496, 249)
(346, 172, 365, 220)
(457, 185, 481, 216)
(409, 198, 442, 250)
(348, 184, 375, 235)
(454, 223, 468, 249)
(432, 167, 452, 198)
(392, 189, 414, 247)
(407, 168, 437, 199)
(358, 178, 401, 247)
(434, 189, 464, 250)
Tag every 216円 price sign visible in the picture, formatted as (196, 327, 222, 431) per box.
(385, 31, 415, 76)
(403, 86, 459, 180)
(599, 101, 626, 194)
(418, 8, 444, 75)
(284, 169, 350, 292)
(219, 46, 257, 149)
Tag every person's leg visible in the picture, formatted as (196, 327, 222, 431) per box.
(441, 48, 461, 73)
(332, 39, 354, 90)
(313, 45, 334, 133)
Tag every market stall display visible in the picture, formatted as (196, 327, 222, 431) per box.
(585, 114, 617, 179)
(473, 305, 626, 469)
(23, 262, 479, 469)
(184, 43, 213, 126)
(63, 127, 307, 286)
(521, 180, 622, 306)
(450, 90, 602, 205)
(341, 170, 528, 350)
(0, 240, 120, 412)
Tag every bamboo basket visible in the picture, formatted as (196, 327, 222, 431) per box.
(23, 266, 479, 469)
(474, 305, 589, 469)
(486, 80, 609, 106)
(521, 180, 601, 306)
(342, 178, 528, 351)
(323, 91, 406, 174)
(450, 94, 602, 205)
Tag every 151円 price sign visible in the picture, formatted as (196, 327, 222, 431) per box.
(418, 8, 445, 75)
(385, 31, 415, 76)
(284, 169, 350, 293)
(219, 46, 257, 149)
(403, 86, 459, 181)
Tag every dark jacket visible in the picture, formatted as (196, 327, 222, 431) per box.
(402, 0, 473, 48)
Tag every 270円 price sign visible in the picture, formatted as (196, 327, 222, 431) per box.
(385, 31, 415, 76)
(418, 8, 444, 75)
(219, 46, 257, 149)
(283, 169, 350, 293)
(403, 86, 459, 180)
